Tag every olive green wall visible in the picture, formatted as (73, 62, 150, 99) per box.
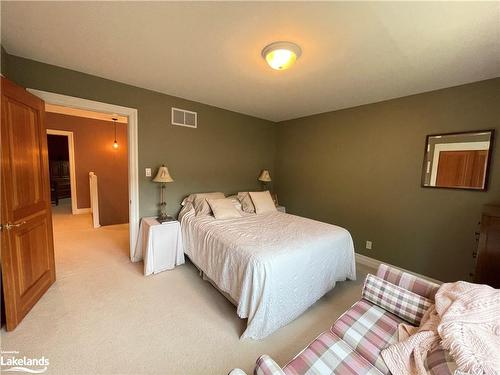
(1, 46, 8, 75)
(2, 52, 276, 218)
(3, 48, 498, 281)
(275, 78, 500, 282)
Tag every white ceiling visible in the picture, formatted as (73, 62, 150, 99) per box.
(2, 2, 499, 122)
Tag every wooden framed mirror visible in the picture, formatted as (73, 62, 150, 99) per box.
(421, 129, 495, 191)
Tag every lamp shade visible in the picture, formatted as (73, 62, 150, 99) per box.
(258, 169, 271, 182)
(153, 165, 174, 183)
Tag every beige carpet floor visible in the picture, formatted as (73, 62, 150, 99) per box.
(1, 202, 374, 375)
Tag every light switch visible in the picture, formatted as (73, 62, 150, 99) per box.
(145, 168, 152, 177)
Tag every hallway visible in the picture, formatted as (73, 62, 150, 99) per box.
(51, 199, 130, 274)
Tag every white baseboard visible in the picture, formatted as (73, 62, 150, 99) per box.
(73, 208, 91, 215)
(355, 253, 442, 284)
(355, 253, 381, 270)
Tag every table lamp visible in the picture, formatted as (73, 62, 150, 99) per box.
(258, 169, 271, 191)
(153, 165, 174, 223)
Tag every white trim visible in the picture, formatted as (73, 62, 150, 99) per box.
(355, 253, 442, 284)
(73, 208, 91, 215)
(429, 141, 490, 186)
(29, 89, 140, 261)
(89, 172, 100, 228)
(46, 103, 128, 123)
(46, 129, 79, 215)
(171, 107, 197, 128)
(355, 253, 381, 270)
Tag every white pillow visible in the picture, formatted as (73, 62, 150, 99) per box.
(237, 192, 256, 213)
(191, 192, 225, 216)
(207, 198, 242, 220)
(226, 195, 243, 211)
(249, 191, 277, 214)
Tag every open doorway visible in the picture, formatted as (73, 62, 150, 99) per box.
(47, 129, 77, 214)
(45, 104, 130, 233)
(47, 133, 71, 209)
(28, 89, 139, 260)
(43, 105, 133, 278)
(46, 105, 129, 227)
(47, 133, 72, 215)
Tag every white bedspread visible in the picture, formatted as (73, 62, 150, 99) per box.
(180, 209, 356, 340)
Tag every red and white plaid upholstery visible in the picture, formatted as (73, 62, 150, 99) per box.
(362, 274, 432, 326)
(228, 369, 249, 375)
(331, 299, 403, 374)
(282, 331, 383, 375)
(376, 264, 439, 301)
(229, 265, 454, 375)
(255, 355, 286, 375)
(228, 356, 286, 375)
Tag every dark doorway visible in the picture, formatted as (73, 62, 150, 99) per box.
(47, 134, 71, 206)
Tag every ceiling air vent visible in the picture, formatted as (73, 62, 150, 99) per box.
(171, 107, 197, 128)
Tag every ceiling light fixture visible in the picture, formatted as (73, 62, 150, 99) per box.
(262, 41, 302, 71)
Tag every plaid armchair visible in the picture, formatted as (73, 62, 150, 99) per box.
(229, 264, 456, 375)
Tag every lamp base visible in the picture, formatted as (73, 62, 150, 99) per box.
(157, 215, 174, 224)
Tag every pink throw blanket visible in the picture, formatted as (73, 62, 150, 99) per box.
(381, 281, 500, 375)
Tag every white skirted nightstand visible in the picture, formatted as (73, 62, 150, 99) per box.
(134, 217, 185, 276)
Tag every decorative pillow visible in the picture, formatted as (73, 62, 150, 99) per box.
(226, 195, 243, 211)
(192, 192, 225, 216)
(238, 192, 256, 213)
(362, 274, 433, 326)
(249, 191, 277, 214)
(376, 263, 440, 301)
(183, 192, 223, 205)
(207, 198, 242, 220)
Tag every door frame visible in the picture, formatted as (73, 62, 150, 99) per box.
(46, 129, 81, 215)
(28, 89, 140, 261)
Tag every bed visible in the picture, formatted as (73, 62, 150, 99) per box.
(179, 202, 356, 340)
